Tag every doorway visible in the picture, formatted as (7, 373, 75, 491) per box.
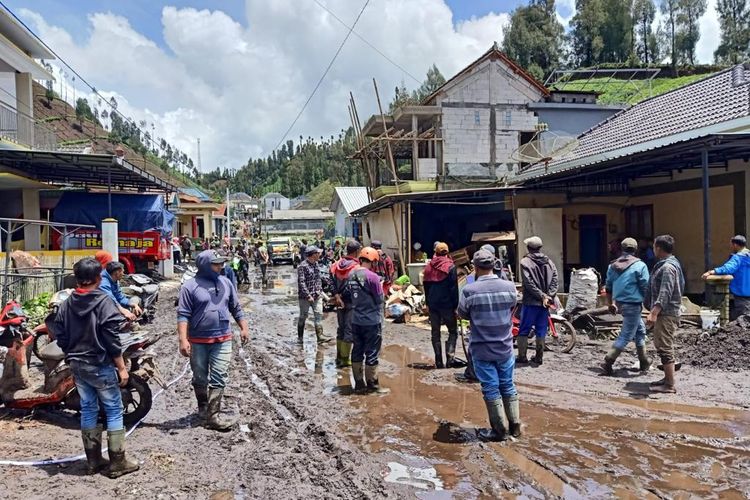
(579, 215, 607, 274)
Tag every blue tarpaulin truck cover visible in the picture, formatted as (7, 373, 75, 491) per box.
(52, 192, 175, 236)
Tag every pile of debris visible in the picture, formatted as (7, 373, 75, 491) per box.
(679, 316, 750, 371)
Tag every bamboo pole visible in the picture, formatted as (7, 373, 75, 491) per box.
(373, 78, 406, 274)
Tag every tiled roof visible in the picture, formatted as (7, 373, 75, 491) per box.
(515, 64, 750, 181)
(332, 187, 370, 215)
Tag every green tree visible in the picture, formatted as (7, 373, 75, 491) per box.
(633, 0, 658, 63)
(388, 80, 418, 113)
(502, 0, 565, 79)
(571, 0, 608, 65)
(415, 64, 447, 101)
(661, 0, 681, 69)
(676, 0, 708, 65)
(714, 0, 750, 63)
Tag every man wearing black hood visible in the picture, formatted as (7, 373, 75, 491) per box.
(54, 257, 139, 478)
(517, 236, 558, 365)
(178, 250, 249, 431)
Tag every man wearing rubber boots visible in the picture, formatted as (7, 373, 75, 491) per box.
(331, 240, 362, 367)
(178, 250, 249, 431)
(423, 242, 459, 368)
(517, 236, 558, 365)
(345, 247, 387, 394)
(297, 245, 332, 344)
(645, 235, 684, 394)
(54, 258, 139, 477)
(601, 238, 651, 375)
(458, 249, 521, 441)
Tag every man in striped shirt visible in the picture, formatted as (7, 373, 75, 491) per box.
(458, 249, 522, 441)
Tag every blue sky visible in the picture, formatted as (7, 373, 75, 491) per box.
(7, 1, 530, 48)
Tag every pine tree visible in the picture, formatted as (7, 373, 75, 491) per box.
(714, 0, 750, 63)
(661, 0, 680, 69)
(676, 0, 708, 65)
(415, 64, 447, 101)
(633, 0, 658, 63)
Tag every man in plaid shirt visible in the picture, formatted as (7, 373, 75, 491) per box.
(297, 246, 332, 345)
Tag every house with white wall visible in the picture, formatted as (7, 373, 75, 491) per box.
(330, 187, 369, 238)
(261, 192, 290, 219)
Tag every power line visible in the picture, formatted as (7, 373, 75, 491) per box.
(272, 0, 370, 153)
(312, 0, 421, 85)
(0, 0, 183, 164)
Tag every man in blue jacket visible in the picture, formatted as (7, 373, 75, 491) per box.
(100, 261, 141, 322)
(601, 238, 651, 375)
(177, 250, 249, 431)
(703, 235, 750, 320)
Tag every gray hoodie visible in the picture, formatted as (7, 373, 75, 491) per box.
(520, 252, 559, 307)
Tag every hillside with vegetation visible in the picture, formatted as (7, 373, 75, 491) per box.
(32, 81, 202, 191)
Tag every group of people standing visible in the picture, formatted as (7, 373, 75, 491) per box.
(297, 238, 394, 393)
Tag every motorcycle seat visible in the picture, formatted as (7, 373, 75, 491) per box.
(38, 340, 65, 362)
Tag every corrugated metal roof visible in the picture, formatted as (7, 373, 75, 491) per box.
(332, 187, 370, 215)
(515, 64, 750, 182)
(180, 187, 212, 201)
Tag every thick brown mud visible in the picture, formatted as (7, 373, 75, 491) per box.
(1, 265, 749, 499)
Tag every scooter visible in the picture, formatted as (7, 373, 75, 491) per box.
(122, 274, 160, 324)
(0, 291, 164, 428)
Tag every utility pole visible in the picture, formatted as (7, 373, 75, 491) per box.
(196, 138, 202, 173)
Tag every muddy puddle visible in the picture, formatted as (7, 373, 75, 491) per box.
(252, 268, 750, 498)
(298, 344, 750, 497)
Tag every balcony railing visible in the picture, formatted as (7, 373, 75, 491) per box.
(0, 101, 57, 150)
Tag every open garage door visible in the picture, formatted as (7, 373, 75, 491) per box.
(516, 208, 563, 287)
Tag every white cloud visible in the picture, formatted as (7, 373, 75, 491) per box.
(696, 0, 720, 64)
(21, 1, 512, 171)
(20, 0, 722, 173)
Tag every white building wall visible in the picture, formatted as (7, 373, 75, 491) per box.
(436, 58, 543, 177)
(334, 205, 347, 236)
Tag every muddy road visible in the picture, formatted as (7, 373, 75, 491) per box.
(1, 265, 749, 499)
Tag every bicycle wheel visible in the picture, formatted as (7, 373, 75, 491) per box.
(549, 318, 577, 353)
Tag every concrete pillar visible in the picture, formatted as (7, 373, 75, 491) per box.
(22, 189, 41, 250)
(160, 252, 175, 278)
(203, 212, 211, 239)
(411, 114, 419, 180)
(15, 73, 33, 147)
(102, 218, 119, 261)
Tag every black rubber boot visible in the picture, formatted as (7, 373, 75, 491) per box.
(105, 429, 139, 478)
(81, 426, 109, 474)
(600, 348, 622, 376)
(637, 345, 652, 372)
(503, 395, 522, 438)
(205, 388, 234, 432)
(478, 399, 508, 441)
(297, 322, 305, 344)
(533, 338, 544, 365)
(445, 338, 458, 368)
(432, 340, 444, 369)
(194, 385, 208, 421)
(516, 336, 529, 364)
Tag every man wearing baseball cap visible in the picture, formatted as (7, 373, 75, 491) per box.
(517, 236, 558, 365)
(297, 245, 331, 344)
(371, 240, 395, 295)
(458, 249, 521, 440)
(331, 239, 362, 367)
(703, 235, 750, 320)
(601, 237, 651, 375)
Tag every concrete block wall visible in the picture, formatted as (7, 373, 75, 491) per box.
(416, 158, 437, 180)
(442, 107, 491, 164)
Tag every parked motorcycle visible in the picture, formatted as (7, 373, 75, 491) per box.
(122, 274, 160, 324)
(0, 291, 164, 428)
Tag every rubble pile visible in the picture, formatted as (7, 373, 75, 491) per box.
(679, 316, 750, 371)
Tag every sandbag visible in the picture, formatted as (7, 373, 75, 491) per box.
(566, 267, 599, 313)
